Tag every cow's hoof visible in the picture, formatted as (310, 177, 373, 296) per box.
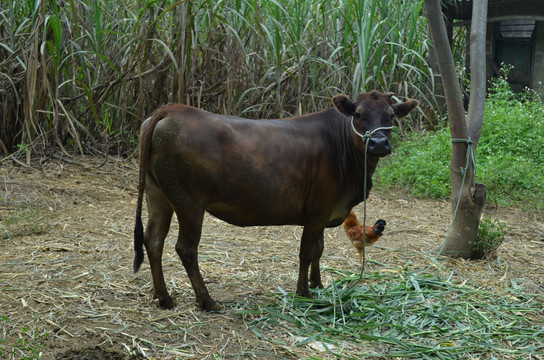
(158, 296, 176, 309)
(296, 289, 313, 299)
(310, 281, 324, 289)
(198, 298, 222, 312)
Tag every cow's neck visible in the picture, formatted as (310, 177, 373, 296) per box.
(338, 114, 381, 204)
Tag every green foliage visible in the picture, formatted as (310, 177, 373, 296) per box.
(1, 0, 436, 157)
(240, 269, 543, 359)
(475, 217, 506, 259)
(376, 72, 544, 210)
(0, 316, 49, 360)
(478, 74, 544, 209)
(376, 129, 451, 199)
(0, 203, 49, 240)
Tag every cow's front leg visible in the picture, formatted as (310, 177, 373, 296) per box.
(297, 226, 325, 298)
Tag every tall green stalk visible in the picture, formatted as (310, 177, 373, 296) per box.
(0, 0, 438, 157)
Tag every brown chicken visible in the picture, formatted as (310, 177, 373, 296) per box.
(343, 210, 386, 260)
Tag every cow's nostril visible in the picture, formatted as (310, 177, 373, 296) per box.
(367, 136, 391, 156)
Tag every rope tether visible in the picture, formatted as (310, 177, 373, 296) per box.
(415, 137, 477, 274)
(349, 116, 393, 286)
(349, 117, 478, 282)
(451, 137, 477, 175)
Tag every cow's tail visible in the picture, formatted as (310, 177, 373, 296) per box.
(133, 107, 168, 273)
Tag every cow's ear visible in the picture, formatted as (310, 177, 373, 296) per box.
(332, 95, 356, 117)
(392, 99, 419, 119)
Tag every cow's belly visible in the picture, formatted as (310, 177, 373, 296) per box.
(325, 203, 352, 228)
(207, 202, 351, 228)
(206, 200, 305, 227)
(204, 170, 354, 229)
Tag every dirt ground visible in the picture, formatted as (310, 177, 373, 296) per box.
(1, 157, 543, 359)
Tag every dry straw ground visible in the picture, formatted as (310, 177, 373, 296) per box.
(1, 157, 543, 359)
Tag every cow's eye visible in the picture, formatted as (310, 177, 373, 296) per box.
(390, 113, 396, 121)
(354, 112, 362, 119)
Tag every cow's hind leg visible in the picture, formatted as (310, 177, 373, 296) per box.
(144, 178, 175, 309)
(175, 208, 220, 311)
(310, 231, 325, 289)
(297, 226, 326, 298)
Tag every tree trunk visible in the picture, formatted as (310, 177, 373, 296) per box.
(424, 0, 488, 259)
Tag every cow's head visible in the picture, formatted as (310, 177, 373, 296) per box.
(332, 90, 419, 157)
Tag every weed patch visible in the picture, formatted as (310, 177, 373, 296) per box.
(0, 316, 50, 360)
(475, 217, 507, 259)
(0, 202, 50, 240)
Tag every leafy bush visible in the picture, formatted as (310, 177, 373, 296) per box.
(477, 75, 544, 208)
(376, 75, 544, 210)
(475, 217, 506, 259)
(376, 130, 451, 198)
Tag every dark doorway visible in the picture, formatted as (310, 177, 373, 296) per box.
(494, 20, 536, 92)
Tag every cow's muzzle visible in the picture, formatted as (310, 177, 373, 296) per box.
(350, 117, 393, 157)
(367, 135, 391, 157)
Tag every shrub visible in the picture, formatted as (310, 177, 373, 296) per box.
(376, 73, 544, 210)
(475, 217, 507, 259)
(376, 129, 451, 199)
(478, 76, 544, 209)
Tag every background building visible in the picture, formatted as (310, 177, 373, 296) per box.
(440, 0, 544, 96)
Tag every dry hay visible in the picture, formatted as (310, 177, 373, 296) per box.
(0, 157, 543, 359)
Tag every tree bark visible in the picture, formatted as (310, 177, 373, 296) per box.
(424, 0, 487, 259)
(466, 1, 487, 148)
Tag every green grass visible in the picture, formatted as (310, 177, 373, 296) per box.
(477, 76, 544, 208)
(376, 75, 544, 210)
(376, 129, 452, 199)
(0, 202, 49, 241)
(0, 315, 49, 360)
(239, 268, 544, 359)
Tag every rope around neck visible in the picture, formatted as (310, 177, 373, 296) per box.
(350, 116, 393, 142)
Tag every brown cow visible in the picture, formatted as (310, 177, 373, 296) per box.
(133, 90, 418, 311)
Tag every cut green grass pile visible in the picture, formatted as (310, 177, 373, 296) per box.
(240, 267, 544, 359)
